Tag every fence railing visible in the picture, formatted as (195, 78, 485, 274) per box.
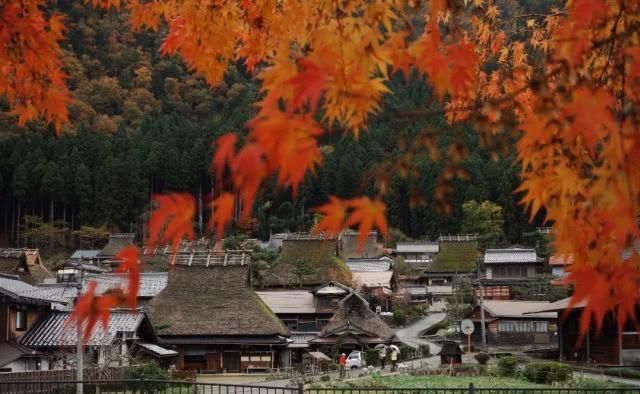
(0, 380, 639, 394)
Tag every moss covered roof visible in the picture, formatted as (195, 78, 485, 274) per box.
(427, 240, 478, 273)
(260, 239, 352, 287)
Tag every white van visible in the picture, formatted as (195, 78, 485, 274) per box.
(345, 351, 365, 369)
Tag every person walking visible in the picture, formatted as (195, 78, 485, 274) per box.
(338, 353, 347, 378)
(379, 346, 387, 369)
(390, 348, 398, 372)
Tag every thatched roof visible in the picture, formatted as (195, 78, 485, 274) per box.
(148, 264, 288, 337)
(260, 239, 351, 287)
(427, 240, 478, 273)
(439, 340, 464, 355)
(339, 231, 380, 259)
(0, 249, 52, 285)
(319, 292, 394, 340)
(98, 233, 135, 258)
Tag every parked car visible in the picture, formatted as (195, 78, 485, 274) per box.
(346, 351, 365, 369)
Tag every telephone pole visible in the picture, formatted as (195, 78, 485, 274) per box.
(76, 265, 84, 394)
(477, 262, 487, 347)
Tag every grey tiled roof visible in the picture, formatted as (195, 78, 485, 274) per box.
(484, 248, 538, 264)
(70, 250, 100, 260)
(169, 251, 251, 267)
(85, 272, 168, 298)
(0, 276, 68, 304)
(346, 257, 393, 272)
(395, 242, 439, 254)
(21, 310, 144, 347)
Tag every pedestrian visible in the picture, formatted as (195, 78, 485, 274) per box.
(379, 346, 386, 369)
(338, 352, 347, 378)
(390, 347, 398, 372)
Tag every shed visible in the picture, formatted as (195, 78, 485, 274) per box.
(439, 341, 464, 364)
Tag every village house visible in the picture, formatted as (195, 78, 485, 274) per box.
(309, 292, 396, 352)
(530, 297, 640, 365)
(467, 300, 558, 349)
(260, 232, 352, 288)
(19, 309, 163, 370)
(394, 241, 439, 269)
(549, 254, 573, 278)
(0, 248, 53, 285)
(478, 247, 543, 300)
(69, 250, 101, 264)
(346, 256, 393, 311)
(147, 251, 290, 373)
(0, 275, 66, 372)
(96, 233, 135, 266)
(420, 235, 479, 285)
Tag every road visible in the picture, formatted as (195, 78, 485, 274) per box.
(395, 312, 447, 354)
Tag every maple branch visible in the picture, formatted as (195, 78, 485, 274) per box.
(498, 12, 566, 24)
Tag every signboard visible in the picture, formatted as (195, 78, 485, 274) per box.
(460, 319, 475, 335)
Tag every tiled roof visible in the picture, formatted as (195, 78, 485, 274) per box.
(0, 342, 38, 367)
(85, 272, 168, 298)
(288, 332, 318, 348)
(0, 276, 68, 304)
(256, 290, 316, 314)
(395, 242, 439, 254)
(481, 300, 557, 319)
(345, 257, 392, 272)
(352, 271, 392, 288)
(21, 310, 144, 347)
(523, 297, 587, 314)
(136, 342, 178, 357)
(70, 250, 100, 260)
(484, 248, 538, 264)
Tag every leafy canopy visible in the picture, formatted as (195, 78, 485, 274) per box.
(3, 0, 640, 339)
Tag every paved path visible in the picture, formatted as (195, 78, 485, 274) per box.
(575, 371, 640, 387)
(395, 312, 446, 353)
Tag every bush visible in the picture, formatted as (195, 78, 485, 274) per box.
(474, 353, 490, 365)
(123, 363, 171, 392)
(320, 375, 331, 382)
(365, 349, 380, 367)
(399, 344, 414, 360)
(497, 356, 518, 376)
(604, 367, 640, 380)
(393, 310, 407, 325)
(523, 361, 572, 384)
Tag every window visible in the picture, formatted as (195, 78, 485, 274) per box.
(16, 310, 27, 331)
(24, 359, 40, 371)
(498, 320, 548, 333)
(492, 265, 528, 278)
(281, 319, 298, 331)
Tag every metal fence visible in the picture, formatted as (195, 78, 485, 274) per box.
(0, 381, 639, 394)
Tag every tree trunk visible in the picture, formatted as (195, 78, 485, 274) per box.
(198, 183, 203, 235)
(50, 200, 54, 223)
(16, 203, 21, 248)
(11, 200, 15, 241)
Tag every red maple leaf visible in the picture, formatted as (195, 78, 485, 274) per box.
(286, 57, 329, 111)
(346, 197, 389, 249)
(114, 245, 140, 310)
(313, 196, 348, 236)
(211, 133, 237, 180)
(147, 193, 196, 252)
(209, 192, 235, 239)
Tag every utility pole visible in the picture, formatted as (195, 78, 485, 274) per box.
(76, 265, 84, 394)
(477, 262, 487, 347)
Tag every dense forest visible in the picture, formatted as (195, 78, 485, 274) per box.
(0, 1, 544, 249)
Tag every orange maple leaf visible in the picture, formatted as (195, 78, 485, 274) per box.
(286, 57, 329, 111)
(209, 192, 235, 239)
(114, 245, 140, 310)
(313, 196, 348, 236)
(231, 144, 267, 219)
(346, 197, 389, 249)
(147, 193, 195, 252)
(68, 281, 125, 343)
(211, 133, 237, 180)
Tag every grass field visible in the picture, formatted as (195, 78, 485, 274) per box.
(309, 373, 629, 390)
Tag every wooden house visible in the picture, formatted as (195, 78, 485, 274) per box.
(147, 252, 289, 372)
(419, 236, 478, 285)
(0, 249, 53, 285)
(549, 254, 573, 278)
(310, 292, 396, 352)
(96, 233, 135, 266)
(0, 275, 65, 372)
(394, 241, 439, 269)
(479, 247, 543, 300)
(467, 300, 558, 349)
(531, 297, 640, 365)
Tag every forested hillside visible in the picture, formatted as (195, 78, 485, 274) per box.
(0, 1, 542, 248)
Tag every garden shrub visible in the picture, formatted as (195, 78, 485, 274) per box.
(474, 352, 490, 365)
(604, 367, 640, 379)
(393, 310, 407, 325)
(497, 356, 518, 376)
(365, 349, 380, 367)
(399, 344, 414, 360)
(123, 363, 171, 392)
(523, 361, 572, 384)
(320, 375, 331, 382)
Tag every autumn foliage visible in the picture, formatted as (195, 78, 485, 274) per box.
(4, 0, 640, 340)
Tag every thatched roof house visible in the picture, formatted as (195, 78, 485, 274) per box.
(312, 292, 395, 347)
(260, 238, 351, 288)
(0, 249, 53, 285)
(97, 233, 135, 262)
(147, 253, 289, 371)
